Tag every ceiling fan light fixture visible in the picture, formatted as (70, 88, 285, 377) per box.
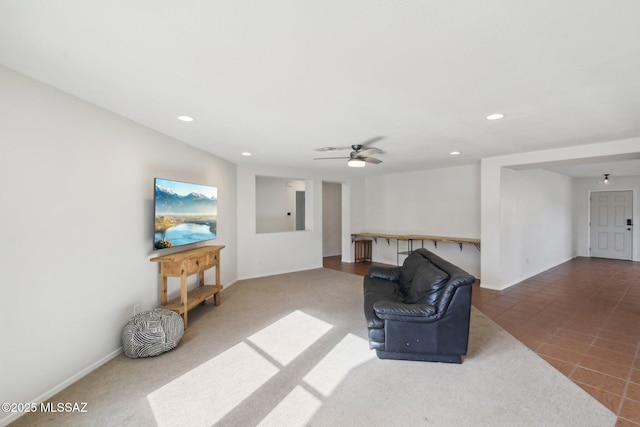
(347, 158, 366, 168)
(315, 137, 383, 167)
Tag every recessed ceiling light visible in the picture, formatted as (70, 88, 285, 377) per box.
(241, 152, 252, 156)
(177, 115, 194, 122)
(486, 113, 504, 120)
(450, 151, 461, 155)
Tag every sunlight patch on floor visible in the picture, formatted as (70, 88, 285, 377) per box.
(257, 386, 322, 427)
(248, 310, 333, 365)
(303, 333, 375, 397)
(148, 311, 369, 426)
(259, 334, 375, 427)
(147, 342, 279, 426)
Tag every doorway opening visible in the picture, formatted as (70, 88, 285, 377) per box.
(322, 182, 342, 259)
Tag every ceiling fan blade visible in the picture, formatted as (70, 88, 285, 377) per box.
(314, 156, 350, 160)
(315, 136, 385, 153)
(363, 157, 382, 164)
(357, 147, 382, 157)
(360, 136, 385, 147)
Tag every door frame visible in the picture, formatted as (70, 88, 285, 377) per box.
(587, 188, 638, 261)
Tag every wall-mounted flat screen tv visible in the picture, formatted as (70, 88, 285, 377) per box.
(154, 178, 218, 250)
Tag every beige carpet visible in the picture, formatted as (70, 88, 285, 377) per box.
(10, 268, 616, 426)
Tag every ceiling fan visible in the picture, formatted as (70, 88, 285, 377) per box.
(314, 136, 384, 167)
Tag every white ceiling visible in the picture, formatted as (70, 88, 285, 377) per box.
(1, 1, 640, 177)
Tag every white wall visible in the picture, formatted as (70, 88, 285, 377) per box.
(499, 169, 573, 288)
(255, 176, 305, 233)
(363, 164, 481, 277)
(342, 181, 366, 263)
(237, 165, 366, 279)
(0, 66, 238, 424)
(573, 175, 640, 261)
(481, 137, 640, 290)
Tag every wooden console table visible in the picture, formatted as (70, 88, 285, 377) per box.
(150, 245, 224, 328)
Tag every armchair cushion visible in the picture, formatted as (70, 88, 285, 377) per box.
(367, 265, 401, 282)
(407, 261, 450, 305)
(373, 301, 437, 322)
(363, 277, 404, 329)
(398, 253, 427, 293)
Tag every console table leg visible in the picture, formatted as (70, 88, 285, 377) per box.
(160, 275, 168, 306)
(181, 272, 188, 329)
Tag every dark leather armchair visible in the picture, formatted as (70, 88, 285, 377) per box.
(363, 248, 475, 363)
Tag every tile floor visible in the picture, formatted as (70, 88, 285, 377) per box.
(324, 255, 640, 426)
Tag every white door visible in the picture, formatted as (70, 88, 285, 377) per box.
(590, 191, 633, 260)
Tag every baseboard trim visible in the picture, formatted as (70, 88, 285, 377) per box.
(0, 348, 122, 427)
(499, 256, 574, 290)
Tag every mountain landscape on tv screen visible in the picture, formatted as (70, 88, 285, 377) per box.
(154, 185, 218, 215)
(154, 183, 218, 249)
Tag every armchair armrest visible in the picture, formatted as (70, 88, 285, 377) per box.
(373, 301, 437, 322)
(367, 266, 401, 282)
